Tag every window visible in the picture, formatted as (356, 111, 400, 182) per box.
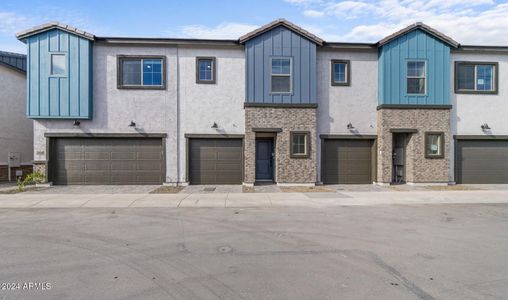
(117, 56, 165, 89)
(331, 60, 350, 86)
(407, 61, 426, 94)
(50, 54, 66, 76)
(290, 132, 310, 158)
(196, 57, 216, 84)
(425, 132, 444, 158)
(455, 62, 498, 94)
(271, 58, 292, 93)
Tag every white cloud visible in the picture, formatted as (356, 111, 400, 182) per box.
(0, 11, 29, 34)
(303, 9, 326, 17)
(288, 0, 508, 45)
(167, 22, 259, 39)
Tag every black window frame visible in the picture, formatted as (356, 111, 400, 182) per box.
(196, 57, 216, 84)
(290, 131, 310, 158)
(117, 55, 166, 90)
(424, 131, 445, 159)
(331, 59, 350, 86)
(454, 61, 498, 94)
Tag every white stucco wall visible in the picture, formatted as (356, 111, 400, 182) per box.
(32, 43, 245, 183)
(315, 49, 378, 182)
(0, 66, 32, 166)
(177, 45, 245, 182)
(448, 52, 508, 182)
(33, 43, 179, 182)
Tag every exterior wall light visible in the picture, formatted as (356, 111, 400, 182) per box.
(73, 120, 80, 127)
(129, 121, 136, 127)
(211, 122, 219, 129)
(481, 123, 491, 131)
(347, 122, 354, 130)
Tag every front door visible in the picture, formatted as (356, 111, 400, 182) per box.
(392, 133, 406, 184)
(255, 140, 273, 181)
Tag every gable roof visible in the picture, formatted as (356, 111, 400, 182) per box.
(16, 22, 95, 42)
(378, 22, 459, 48)
(0, 51, 26, 73)
(239, 18, 324, 46)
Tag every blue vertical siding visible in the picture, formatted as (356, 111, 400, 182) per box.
(245, 26, 317, 104)
(26, 29, 93, 119)
(378, 29, 450, 106)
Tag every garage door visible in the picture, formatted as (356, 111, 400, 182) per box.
(51, 138, 165, 185)
(322, 139, 374, 184)
(456, 140, 508, 184)
(189, 139, 243, 184)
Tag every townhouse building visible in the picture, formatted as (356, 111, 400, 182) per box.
(16, 19, 508, 186)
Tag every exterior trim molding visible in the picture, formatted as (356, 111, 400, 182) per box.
(454, 135, 508, 140)
(244, 103, 318, 108)
(239, 18, 324, 45)
(184, 134, 244, 139)
(252, 128, 283, 133)
(320, 134, 377, 139)
(377, 104, 452, 110)
(44, 132, 167, 138)
(377, 22, 459, 48)
(390, 128, 418, 133)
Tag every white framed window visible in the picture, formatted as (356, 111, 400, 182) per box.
(407, 61, 426, 95)
(290, 132, 310, 158)
(271, 57, 292, 93)
(50, 53, 66, 76)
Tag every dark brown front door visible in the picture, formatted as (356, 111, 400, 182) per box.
(51, 138, 165, 185)
(456, 139, 508, 184)
(322, 139, 374, 184)
(189, 138, 243, 184)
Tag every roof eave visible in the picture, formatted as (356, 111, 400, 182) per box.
(239, 19, 324, 46)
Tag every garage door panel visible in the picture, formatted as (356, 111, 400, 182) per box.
(322, 139, 373, 184)
(189, 138, 243, 185)
(52, 138, 164, 185)
(456, 140, 508, 184)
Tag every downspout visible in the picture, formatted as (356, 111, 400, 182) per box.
(176, 45, 181, 184)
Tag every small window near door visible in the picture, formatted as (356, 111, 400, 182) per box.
(407, 61, 426, 95)
(196, 57, 216, 84)
(455, 62, 498, 94)
(425, 132, 444, 158)
(331, 60, 350, 86)
(290, 132, 310, 158)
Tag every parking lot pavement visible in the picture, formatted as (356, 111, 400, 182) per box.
(0, 204, 507, 299)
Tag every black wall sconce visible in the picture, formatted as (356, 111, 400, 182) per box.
(481, 123, 491, 131)
(73, 120, 81, 127)
(347, 122, 354, 130)
(211, 122, 219, 129)
(129, 120, 136, 127)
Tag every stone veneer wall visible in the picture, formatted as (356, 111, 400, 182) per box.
(33, 162, 48, 183)
(244, 107, 317, 184)
(377, 108, 450, 184)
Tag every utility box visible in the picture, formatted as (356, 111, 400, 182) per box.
(8, 152, 21, 168)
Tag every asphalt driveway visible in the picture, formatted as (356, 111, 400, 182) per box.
(0, 203, 507, 299)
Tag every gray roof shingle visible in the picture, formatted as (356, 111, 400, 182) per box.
(0, 51, 26, 73)
(378, 22, 460, 48)
(16, 22, 95, 42)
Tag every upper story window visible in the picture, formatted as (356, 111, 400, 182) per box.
(50, 53, 66, 76)
(196, 57, 216, 84)
(455, 62, 498, 94)
(407, 61, 426, 95)
(331, 60, 350, 86)
(271, 57, 292, 93)
(117, 56, 165, 89)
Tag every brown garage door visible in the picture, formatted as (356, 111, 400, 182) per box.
(189, 138, 243, 184)
(322, 139, 374, 184)
(456, 140, 508, 184)
(50, 138, 165, 185)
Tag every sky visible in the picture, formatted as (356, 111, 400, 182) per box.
(2, 0, 508, 54)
